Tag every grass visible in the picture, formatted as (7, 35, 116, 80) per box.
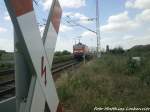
(53, 55, 73, 64)
(56, 53, 150, 112)
(0, 53, 72, 70)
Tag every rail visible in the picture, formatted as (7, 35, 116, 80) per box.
(0, 60, 79, 101)
(0, 70, 14, 76)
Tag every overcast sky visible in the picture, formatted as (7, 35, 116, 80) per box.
(0, 0, 150, 52)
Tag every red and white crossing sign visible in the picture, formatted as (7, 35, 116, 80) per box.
(41, 56, 47, 86)
(4, 0, 63, 112)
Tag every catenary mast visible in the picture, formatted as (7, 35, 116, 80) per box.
(96, 0, 101, 57)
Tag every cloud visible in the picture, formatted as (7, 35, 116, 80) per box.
(123, 35, 135, 40)
(0, 38, 14, 52)
(59, 24, 73, 32)
(63, 12, 72, 17)
(107, 11, 129, 23)
(81, 31, 96, 37)
(125, 0, 150, 9)
(63, 12, 93, 25)
(135, 9, 150, 23)
(73, 13, 91, 24)
(81, 31, 97, 47)
(60, 0, 86, 8)
(100, 7, 150, 50)
(119, 34, 150, 49)
(100, 11, 138, 33)
(39, 26, 45, 36)
(73, 13, 88, 20)
(40, 23, 73, 34)
(43, 0, 86, 10)
(100, 33, 150, 50)
(39, 23, 72, 36)
(101, 9, 150, 34)
(0, 27, 7, 33)
(4, 15, 11, 21)
(56, 35, 73, 52)
(42, 0, 53, 10)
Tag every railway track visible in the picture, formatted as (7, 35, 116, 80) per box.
(0, 60, 79, 101)
(0, 69, 14, 76)
(0, 79, 15, 101)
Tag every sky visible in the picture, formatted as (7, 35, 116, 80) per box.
(0, 0, 150, 52)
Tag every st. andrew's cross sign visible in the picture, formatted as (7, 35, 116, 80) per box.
(4, 0, 63, 112)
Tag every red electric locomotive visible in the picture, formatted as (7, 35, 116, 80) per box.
(73, 42, 89, 60)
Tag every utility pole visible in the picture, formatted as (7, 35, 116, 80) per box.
(73, 38, 77, 44)
(77, 36, 82, 43)
(96, 0, 101, 57)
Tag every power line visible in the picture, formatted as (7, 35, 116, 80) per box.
(65, 16, 97, 34)
(33, 0, 39, 6)
(33, 0, 47, 27)
(69, 18, 96, 22)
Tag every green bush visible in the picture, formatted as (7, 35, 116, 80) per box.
(0, 63, 5, 68)
(55, 50, 71, 56)
(56, 52, 150, 112)
(109, 46, 125, 54)
(0, 63, 14, 70)
(139, 70, 150, 86)
(53, 55, 73, 64)
(138, 58, 150, 86)
(126, 58, 140, 74)
(57, 85, 74, 102)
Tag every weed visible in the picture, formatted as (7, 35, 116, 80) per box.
(56, 53, 150, 112)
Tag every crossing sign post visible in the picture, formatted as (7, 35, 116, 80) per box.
(4, 0, 63, 112)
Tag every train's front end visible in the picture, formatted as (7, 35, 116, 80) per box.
(73, 42, 86, 60)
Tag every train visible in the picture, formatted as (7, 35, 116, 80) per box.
(73, 42, 90, 60)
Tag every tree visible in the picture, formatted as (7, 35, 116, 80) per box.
(0, 50, 5, 60)
(110, 46, 125, 54)
(62, 50, 71, 55)
(0, 53, 2, 60)
(54, 51, 62, 56)
(54, 50, 71, 56)
(106, 45, 109, 52)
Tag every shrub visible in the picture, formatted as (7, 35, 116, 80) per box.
(57, 85, 74, 102)
(0, 63, 5, 68)
(109, 46, 125, 54)
(53, 55, 73, 64)
(126, 57, 140, 74)
(55, 50, 71, 56)
(56, 53, 150, 112)
(138, 58, 150, 86)
(139, 70, 150, 86)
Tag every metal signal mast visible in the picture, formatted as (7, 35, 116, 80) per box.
(96, 0, 101, 57)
